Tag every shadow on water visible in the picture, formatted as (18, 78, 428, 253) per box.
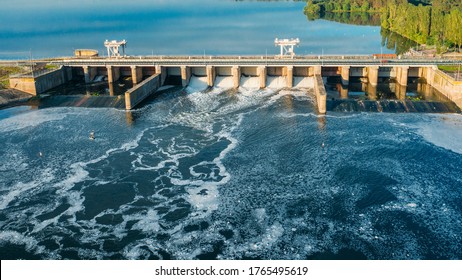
(23, 77, 135, 109)
(325, 77, 461, 113)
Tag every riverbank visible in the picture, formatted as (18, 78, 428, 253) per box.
(0, 89, 32, 109)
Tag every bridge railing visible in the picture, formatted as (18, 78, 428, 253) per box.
(55, 54, 462, 67)
(9, 67, 61, 78)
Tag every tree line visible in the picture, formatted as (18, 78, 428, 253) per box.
(304, 0, 462, 51)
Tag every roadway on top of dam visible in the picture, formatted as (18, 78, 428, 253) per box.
(54, 55, 462, 67)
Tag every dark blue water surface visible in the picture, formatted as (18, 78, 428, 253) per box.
(1, 84, 462, 259)
(0, 0, 390, 59)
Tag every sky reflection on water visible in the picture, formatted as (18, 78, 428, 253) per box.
(0, 0, 391, 59)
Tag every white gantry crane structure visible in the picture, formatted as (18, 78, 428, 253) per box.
(104, 39, 127, 58)
(274, 38, 300, 58)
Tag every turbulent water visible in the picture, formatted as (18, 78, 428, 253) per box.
(1, 83, 462, 260)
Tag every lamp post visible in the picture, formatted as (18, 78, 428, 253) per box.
(458, 63, 461, 81)
(380, 46, 383, 66)
(29, 49, 33, 74)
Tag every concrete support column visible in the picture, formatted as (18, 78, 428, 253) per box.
(206, 65, 215, 87)
(341, 66, 350, 86)
(425, 66, 436, 86)
(181, 66, 191, 87)
(232, 66, 240, 89)
(286, 66, 293, 88)
(258, 66, 266, 89)
(107, 66, 120, 84)
(339, 85, 349, 99)
(367, 66, 379, 86)
(314, 74, 327, 115)
(367, 83, 377, 100)
(418, 67, 425, 78)
(395, 84, 407, 100)
(155, 65, 167, 86)
(108, 82, 115, 96)
(396, 66, 409, 86)
(83, 66, 96, 84)
(131, 66, 143, 84)
(313, 66, 322, 75)
(61, 67, 72, 83)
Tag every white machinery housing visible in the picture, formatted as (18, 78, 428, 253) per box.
(104, 40, 127, 58)
(275, 38, 300, 58)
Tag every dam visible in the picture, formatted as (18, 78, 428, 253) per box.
(8, 55, 462, 113)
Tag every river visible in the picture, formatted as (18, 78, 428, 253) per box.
(0, 0, 393, 59)
(1, 0, 462, 260)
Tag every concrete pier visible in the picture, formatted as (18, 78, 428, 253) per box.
(367, 83, 377, 100)
(107, 66, 120, 84)
(125, 73, 160, 110)
(341, 66, 350, 86)
(232, 66, 240, 89)
(339, 85, 349, 99)
(206, 65, 215, 87)
(83, 66, 96, 84)
(396, 66, 409, 86)
(314, 74, 327, 114)
(286, 66, 293, 88)
(258, 66, 266, 89)
(181, 66, 191, 87)
(367, 66, 379, 86)
(131, 66, 143, 84)
(314, 66, 322, 75)
(155, 65, 167, 86)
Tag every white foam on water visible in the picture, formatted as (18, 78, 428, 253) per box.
(0, 230, 47, 256)
(0, 168, 54, 210)
(227, 222, 285, 256)
(294, 77, 314, 88)
(215, 76, 234, 89)
(186, 90, 221, 115)
(129, 209, 161, 233)
(254, 208, 267, 224)
(240, 76, 260, 90)
(187, 76, 208, 93)
(267, 76, 287, 89)
(0, 109, 68, 132)
(268, 89, 309, 104)
(413, 114, 462, 154)
(188, 128, 239, 213)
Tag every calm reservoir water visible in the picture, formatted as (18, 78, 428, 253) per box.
(0, 0, 392, 58)
(1, 1, 462, 260)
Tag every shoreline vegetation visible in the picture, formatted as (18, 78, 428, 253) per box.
(304, 0, 462, 54)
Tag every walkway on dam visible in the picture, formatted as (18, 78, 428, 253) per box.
(56, 55, 462, 67)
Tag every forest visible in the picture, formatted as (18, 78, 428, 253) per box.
(304, 0, 462, 51)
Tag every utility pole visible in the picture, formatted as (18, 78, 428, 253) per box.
(380, 46, 383, 66)
(458, 63, 460, 81)
(29, 49, 33, 75)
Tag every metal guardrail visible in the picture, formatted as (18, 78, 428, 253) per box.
(9, 67, 61, 78)
(442, 72, 462, 82)
(52, 55, 462, 67)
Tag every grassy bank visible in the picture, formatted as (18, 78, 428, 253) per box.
(0, 66, 24, 89)
(438, 65, 461, 73)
